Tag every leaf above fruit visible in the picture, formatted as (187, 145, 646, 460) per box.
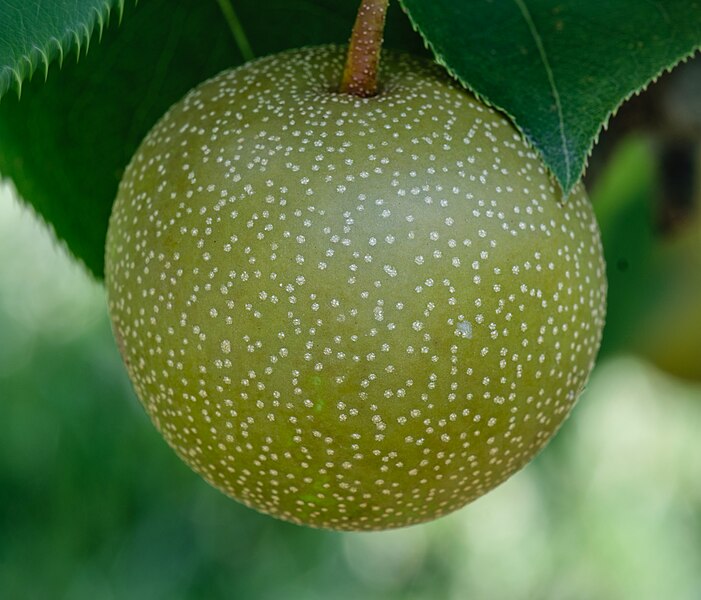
(0, 0, 126, 98)
(400, 0, 701, 196)
(0, 0, 700, 275)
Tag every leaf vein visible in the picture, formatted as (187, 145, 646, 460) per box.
(512, 0, 571, 185)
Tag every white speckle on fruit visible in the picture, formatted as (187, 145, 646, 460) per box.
(105, 45, 607, 532)
(456, 320, 473, 339)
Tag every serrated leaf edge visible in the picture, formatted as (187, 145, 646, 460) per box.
(0, 0, 130, 100)
(397, 0, 701, 198)
(583, 47, 701, 179)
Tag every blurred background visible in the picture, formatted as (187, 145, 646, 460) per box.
(1, 115, 701, 599)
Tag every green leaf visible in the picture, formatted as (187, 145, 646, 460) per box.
(0, 0, 423, 277)
(0, 0, 125, 98)
(7, 0, 699, 277)
(399, 0, 701, 195)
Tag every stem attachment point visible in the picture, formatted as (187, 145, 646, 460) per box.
(339, 0, 389, 97)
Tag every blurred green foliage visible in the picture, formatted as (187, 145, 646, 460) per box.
(1, 139, 701, 599)
(593, 135, 701, 380)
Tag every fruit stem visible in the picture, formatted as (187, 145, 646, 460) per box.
(339, 0, 390, 97)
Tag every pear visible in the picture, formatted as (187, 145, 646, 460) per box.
(106, 45, 607, 530)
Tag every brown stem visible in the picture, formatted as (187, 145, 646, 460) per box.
(339, 0, 390, 97)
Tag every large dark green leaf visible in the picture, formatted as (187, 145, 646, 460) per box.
(3, 0, 701, 276)
(400, 0, 701, 195)
(0, 0, 423, 277)
(0, 0, 125, 97)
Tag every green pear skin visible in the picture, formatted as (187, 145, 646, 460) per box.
(106, 46, 607, 531)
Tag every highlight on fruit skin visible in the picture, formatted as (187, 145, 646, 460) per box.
(105, 45, 607, 531)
